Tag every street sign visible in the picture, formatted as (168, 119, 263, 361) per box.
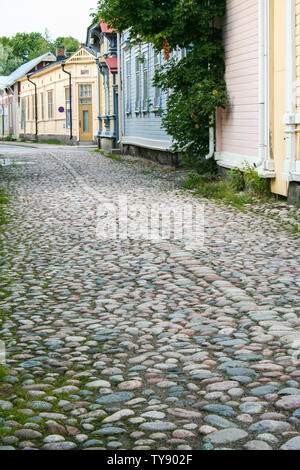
(58, 106, 65, 113)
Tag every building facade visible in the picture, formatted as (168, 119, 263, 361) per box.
(0, 52, 56, 139)
(215, 0, 300, 200)
(120, 31, 179, 165)
(86, 21, 120, 151)
(18, 47, 99, 144)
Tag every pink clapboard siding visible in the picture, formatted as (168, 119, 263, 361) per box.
(217, 0, 259, 158)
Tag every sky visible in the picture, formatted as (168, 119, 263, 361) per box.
(0, 0, 98, 42)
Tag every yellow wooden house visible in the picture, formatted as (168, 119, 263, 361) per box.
(18, 46, 99, 144)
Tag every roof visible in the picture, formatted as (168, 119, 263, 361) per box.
(104, 57, 118, 73)
(25, 47, 97, 80)
(0, 76, 9, 88)
(0, 52, 56, 89)
(100, 21, 115, 34)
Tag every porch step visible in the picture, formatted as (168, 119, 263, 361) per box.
(77, 141, 95, 146)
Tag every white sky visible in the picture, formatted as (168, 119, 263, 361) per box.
(0, 0, 98, 42)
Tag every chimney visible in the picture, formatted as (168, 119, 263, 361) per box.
(56, 45, 65, 61)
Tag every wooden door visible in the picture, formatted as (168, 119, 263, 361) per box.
(78, 84, 93, 142)
(79, 104, 93, 141)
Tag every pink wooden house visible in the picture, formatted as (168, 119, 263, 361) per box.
(215, 0, 282, 194)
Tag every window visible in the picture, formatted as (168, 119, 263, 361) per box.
(104, 37, 109, 55)
(32, 95, 35, 121)
(21, 98, 25, 130)
(65, 87, 71, 129)
(9, 102, 13, 128)
(125, 59, 131, 114)
(142, 54, 149, 111)
(3, 105, 8, 132)
(27, 97, 30, 120)
(79, 84, 92, 104)
(81, 69, 89, 75)
(48, 91, 53, 119)
(103, 74, 110, 115)
(83, 110, 89, 132)
(135, 56, 140, 112)
(41, 93, 44, 120)
(154, 53, 161, 109)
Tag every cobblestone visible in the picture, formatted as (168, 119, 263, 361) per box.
(0, 148, 300, 450)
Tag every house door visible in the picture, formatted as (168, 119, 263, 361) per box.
(79, 104, 93, 141)
(79, 84, 93, 142)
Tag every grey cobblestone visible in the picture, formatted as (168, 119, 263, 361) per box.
(0, 148, 300, 450)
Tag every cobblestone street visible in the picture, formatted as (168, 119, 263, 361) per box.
(1, 148, 300, 450)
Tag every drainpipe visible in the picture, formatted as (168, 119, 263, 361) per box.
(257, 0, 271, 172)
(96, 57, 102, 149)
(27, 76, 38, 140)
(61, 63, 73, 140)
(205, 122, 215, 159)
(117, 32, 123, 153)
(283, 0, 296, 179)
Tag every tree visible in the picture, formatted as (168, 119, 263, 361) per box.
(0, 32, 80, 77)
(54, 36, 79, 54)
(0, 44, 23, 75)
(97, 0, 227, 169)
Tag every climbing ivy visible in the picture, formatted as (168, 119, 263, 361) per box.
(96, 0, 227, 170)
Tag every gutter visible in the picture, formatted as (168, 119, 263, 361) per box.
(27, 76, 38, 140)
(61, 63, 73, 140)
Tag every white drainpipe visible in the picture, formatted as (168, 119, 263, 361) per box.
(283, 0, 296, 180)
(257, 0, 269, 170)
(205, 124, 214, 159)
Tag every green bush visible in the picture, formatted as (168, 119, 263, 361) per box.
(228, 164, 271, 197)
(243, 163, 270, 196)
(0, 135, 16, 142)
(97, 0, 227, 170)
(228, 167, 245, 192)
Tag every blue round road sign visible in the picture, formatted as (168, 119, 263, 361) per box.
(58, 106, 65, 113)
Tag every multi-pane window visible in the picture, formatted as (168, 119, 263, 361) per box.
(32, 95, 35, 121)
(48, 91, 53, 119)
(65, 87, 71, 129)
(154, 52, 161, 109)
(21, 98, 25, 130)
(103, 74, 110, 115)
(142, 53, 149, 111)
(79, 84, 92, 104)
(3, 105, 8, 132)
(41, 93, 44, 120)
(9, 102, 13, 128)
(125, 59, 131, 114)
(135, 56, 140, 111)
(27, 97, 30, 120)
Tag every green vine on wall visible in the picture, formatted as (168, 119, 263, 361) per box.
(96, 0, 227, 171)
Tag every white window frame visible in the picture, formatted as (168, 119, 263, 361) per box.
(135, 55, 141, 112)
(125, 58, 131, 114)
(47, 91, 53, 120)
(154, 52, 161, 110)
(142, 52, 149, 112)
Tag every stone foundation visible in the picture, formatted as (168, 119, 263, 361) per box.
(19, 134, 97, 145)
(100, 137, 116, 153)
(288, 182, 300, 205)
(123, 144, 179, 167)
